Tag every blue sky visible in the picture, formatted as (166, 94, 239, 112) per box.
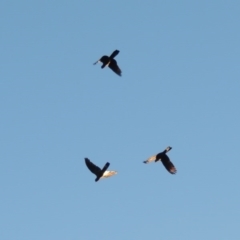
(1, 1, 240, 239)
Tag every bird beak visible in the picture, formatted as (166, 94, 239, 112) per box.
(93, 60, 99, 65)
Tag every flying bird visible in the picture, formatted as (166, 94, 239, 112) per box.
(93, 50, 122, 76)
(85, 158, 117, 182)
(143, 146, 177, 174)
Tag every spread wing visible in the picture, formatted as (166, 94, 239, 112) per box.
(85, 158, 101, 176)
(109, 50, 120, 59)
(161, 155, 177, 174)
(108, 59, 122, 76)
(143, 155, 157, 163)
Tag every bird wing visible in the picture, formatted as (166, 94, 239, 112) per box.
(143, 155, 157, 163)
(161, 155, 177, 174)
(85, 158, 101, 176)
(109, 50, 120, 59)
(108, 59, 122, 76)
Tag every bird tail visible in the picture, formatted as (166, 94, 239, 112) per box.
(143, 160, 148, 164)
(95, 176, 101, 182)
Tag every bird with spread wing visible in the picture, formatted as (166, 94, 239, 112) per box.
(85, 158, 117, 182)
(143, 146, 177, 174)
(93, 50, 122, 76)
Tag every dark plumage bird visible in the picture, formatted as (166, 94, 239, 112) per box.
(93, 50, 122, 76)
(143, 146, 177, 174)
(85, 158, 117, 182)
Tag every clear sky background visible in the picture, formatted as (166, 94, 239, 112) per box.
(1, 1, 240, 239)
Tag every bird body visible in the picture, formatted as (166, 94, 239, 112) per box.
(85, 158, 117, 182)
(144, 146, 177, 174)
(102, 170, 117, 178)
(94, 50, 122, 76)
